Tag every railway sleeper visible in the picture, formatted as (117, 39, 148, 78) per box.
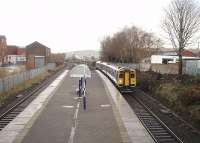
(142, 118, 156, 121)
(152, 132, 169, 135)
(6, 113, 17, 116)
(0, 120, 10, 122)
(157, 138, 177, 142)
(3, 116, 14, 119)
(0, 122, 9, 125)
(144, 121, 161, 124)
(145, 122, 161, 125)
(155, 135, 173, 138)
(1, 118, 13, 121)
(10, 112, 20, 115)
(139, 116, 153, 119)
(148, 125, 163, 128)
(146, 125, 162, 128)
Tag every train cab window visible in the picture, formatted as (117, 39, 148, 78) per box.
(130, 74, 135, 78)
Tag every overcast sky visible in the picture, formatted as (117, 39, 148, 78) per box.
(0, 0, 175, 53)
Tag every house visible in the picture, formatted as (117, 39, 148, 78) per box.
(26, 41, 51, 69)
(7, 45, 26, 65)
(151, 50, 198, 64)
(0, 35, 7, 66)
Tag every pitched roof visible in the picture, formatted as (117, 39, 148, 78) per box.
(26, 41, 49, 49)
(159, 49, 196, 57)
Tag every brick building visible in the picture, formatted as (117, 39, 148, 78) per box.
(26, 41, 51, 69)
(0, 35, 7, 66)
(49, 53, 66, 65)
(7, 45, 26, 65)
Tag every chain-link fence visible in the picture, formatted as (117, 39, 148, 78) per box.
(0, 63, 56, 94)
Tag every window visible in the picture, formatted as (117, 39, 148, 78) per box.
(119, 73, 124, 78)
(131, 74, 135, 78)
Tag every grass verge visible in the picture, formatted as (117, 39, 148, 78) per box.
(137, 71, 200, 128)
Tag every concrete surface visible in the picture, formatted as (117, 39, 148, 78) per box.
(98, 70, 155, 143)
(0, 70, 69, 143)
(0, 69, 155, 143)
(19, 71, 123, 143)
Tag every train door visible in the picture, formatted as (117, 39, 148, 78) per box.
(124, 71, 130, 86)
(130, 71, 136, 86)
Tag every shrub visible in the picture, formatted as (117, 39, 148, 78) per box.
(178, 85, 200, 106)
(189, 105, 200, 122)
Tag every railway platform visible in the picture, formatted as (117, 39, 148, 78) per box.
(0, 70, 155, 143)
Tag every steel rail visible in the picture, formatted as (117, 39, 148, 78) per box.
(0, 67, 66, 130)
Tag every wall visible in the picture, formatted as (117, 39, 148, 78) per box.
(151, 63, 179, 74)
(138, 63, 151, 71)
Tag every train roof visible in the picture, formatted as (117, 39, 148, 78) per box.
(97, 61, 135, 71)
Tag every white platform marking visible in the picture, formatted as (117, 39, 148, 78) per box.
(68, 102, 80, 143)
(62, 106, 74, 108)
(100, 104, 111, 107)
(73, 97, 82, 100)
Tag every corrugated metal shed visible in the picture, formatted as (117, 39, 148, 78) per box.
(183, 59, 200, 75)
(35, 56, 45, 68)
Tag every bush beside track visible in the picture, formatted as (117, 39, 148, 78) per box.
(137, 71, 200, 130)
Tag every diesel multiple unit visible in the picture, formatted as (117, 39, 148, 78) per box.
(96, 61, 136, 92)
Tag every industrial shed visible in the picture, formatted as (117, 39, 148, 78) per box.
(26, 41, 51, 69)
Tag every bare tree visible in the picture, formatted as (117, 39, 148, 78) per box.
(100, 26, 163, 63)
(163, 0, 200, 76)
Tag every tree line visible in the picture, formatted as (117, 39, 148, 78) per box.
(100, 26, 163, 63)
(100, 0, 200, 77)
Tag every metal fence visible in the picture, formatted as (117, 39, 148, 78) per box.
(0, 63, 56, 94)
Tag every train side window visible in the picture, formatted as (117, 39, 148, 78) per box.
(119, 73, 124, 78)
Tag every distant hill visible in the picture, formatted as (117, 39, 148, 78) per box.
(65, 50, 100, 60)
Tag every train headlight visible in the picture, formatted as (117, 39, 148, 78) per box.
(119, 79, 123, 84)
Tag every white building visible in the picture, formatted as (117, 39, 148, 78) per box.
(7, 55, 26, 65)
(151, 55, 199, 64)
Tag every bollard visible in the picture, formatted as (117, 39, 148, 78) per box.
(83, 95, 86, 110)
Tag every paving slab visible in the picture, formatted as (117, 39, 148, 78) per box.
(18, 71, 123, 143)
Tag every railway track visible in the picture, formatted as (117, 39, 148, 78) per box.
(98, 68, 183, 142)
(0, 67, 66, 131)
(124, 94, 183, 143)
